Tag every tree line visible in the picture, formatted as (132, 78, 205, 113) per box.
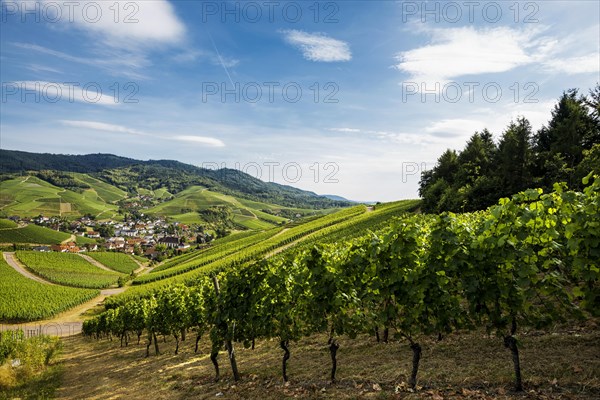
(419, 86, 600, 213)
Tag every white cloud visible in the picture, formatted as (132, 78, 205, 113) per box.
(425, 119, 486, 138)
(59, 120, 225, 147)
(395, 26, 548, 85)
(31, 0, 185, 48)
(9, 81, 117, 106)
(283, 30, 351, 62)
(395, 25, 599, 87)
(173, 135, 225, 147)
(60, 120, 143, 134)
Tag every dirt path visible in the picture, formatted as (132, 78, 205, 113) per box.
(131, 256, 148, 274)
(77, 254, 114, 272)
(61, 234, 76, 244)
(272, 227, 289, 237)
(263, 228, 320, 258)
(137, 265, 153, 275)
(2, 252, 56, 285)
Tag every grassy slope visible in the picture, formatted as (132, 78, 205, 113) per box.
(0, 224, 71, 244)
(75, 235, 97, 245)
(55, 324, 600, 399)
(144, 186, 297, 227)
(0, 176, 119, 219)
(72, 173, 128, 203)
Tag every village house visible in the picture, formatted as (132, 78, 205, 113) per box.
(85, 243, 98, 252)
(144, 246, 159, 259)
(51, 242, 80, 253)
(124, 246, 135, 254)
(158, 236, 180, 249)
(126, 238, 143, 246)
(32, 246, 51, 252)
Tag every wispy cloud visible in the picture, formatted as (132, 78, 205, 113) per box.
(8, 81, 118, 106)
(208, 33, 236, 87)
(283, 30, 351, 62)
(12, 1, 187, 79)
(59, 120, 226, 147)
(26, 64, 62, 74)
(13, 42, 149, 79)
(60, 120, 143, 134)
(173, 135, 225, 147)
(542, 54, 599, 74)
(328, 128, 361, 133)
(173, 49, 239, 68)
(328, 127, 437, 145)
(424, 119, 485, 138)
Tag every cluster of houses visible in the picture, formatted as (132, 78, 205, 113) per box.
(11, 215, 200, 259)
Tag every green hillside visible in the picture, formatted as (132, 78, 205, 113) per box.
(0, 219, 18, 228)
(145, 186, 312, 228)
(0, 173, 341, 229)
(71, 173, 128, 203)
(0, 222, 71, 244)
(0, 149, 354, 209)
(0, 176, 120, 219)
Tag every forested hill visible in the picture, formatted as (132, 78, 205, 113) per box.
(0, 150, 353, 209)
(420, 85, 600, 213)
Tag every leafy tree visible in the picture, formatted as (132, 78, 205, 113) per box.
(534, 88, 599, 188)
(419, 150, 460, 212)
(497, 117, 535, 196)
(98, 224, 115, 238)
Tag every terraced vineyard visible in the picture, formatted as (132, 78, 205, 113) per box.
(105, 206, 366, 306)
(16, 251, 122, 289)
(150, 248, 209, 272)
(135, 206, 364, 284)
(0, 176, 120, 219)
(136, 228, 284, 280)
(146, 231, 273, 274)
(85, 252, 140, 274)
(0, 254, 99, 321)
(0, 223, 71, 244)
(296, 199, 421, 247)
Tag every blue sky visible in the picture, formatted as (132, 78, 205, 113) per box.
(1, 0, 599, 201)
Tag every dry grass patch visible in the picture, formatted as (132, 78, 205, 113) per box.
(54, 322, 600, 399)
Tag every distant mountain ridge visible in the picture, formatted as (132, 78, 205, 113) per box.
(0, 149, 353, 209)
(321, 194, 354, 202)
